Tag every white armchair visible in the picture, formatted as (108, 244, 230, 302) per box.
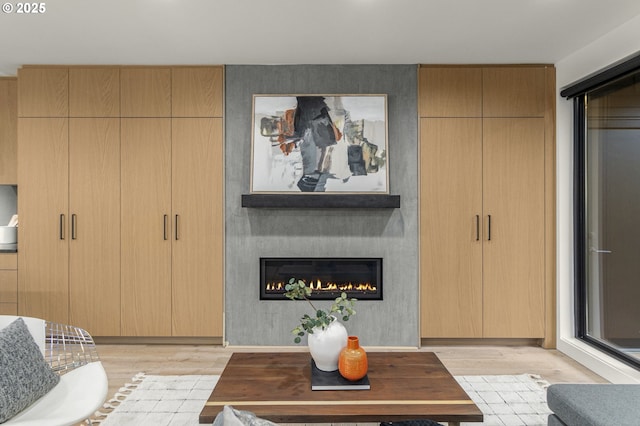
(0, 315, 108, 426)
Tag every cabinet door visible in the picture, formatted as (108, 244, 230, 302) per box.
(420, 118, 483, 338)
(171, 118, 223, 336)
(172, 67, 223, 118)
(0, 253, 17, 314)
(17, 118, 69, 323)
(121, 118, 172, 336)
(17, 68, 68, 117)
(121, 68, 171, 117)
(0, 78, 17, 184)
(483, 67, 546, 118)
(483, 118, 545, 337)
(69, 68, 120, 117)
(418, 67, 482, 118)
(68, 118, 121, 335)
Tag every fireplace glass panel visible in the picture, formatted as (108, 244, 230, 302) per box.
(260, 257, 382, 300)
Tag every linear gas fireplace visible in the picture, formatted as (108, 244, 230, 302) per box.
(260, 257, 382, 301)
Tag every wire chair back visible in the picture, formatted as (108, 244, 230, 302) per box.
(44, 321, 101, 375)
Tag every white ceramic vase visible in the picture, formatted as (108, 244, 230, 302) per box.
(308, 317, 348, 372)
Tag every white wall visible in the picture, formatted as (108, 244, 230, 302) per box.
(556, 14, 640, 383)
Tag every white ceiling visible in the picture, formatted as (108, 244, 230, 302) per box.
(1, 0, 640, 76)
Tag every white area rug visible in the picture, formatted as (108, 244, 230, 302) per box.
(455, 375, 551, 426)
(95, 374, 220, 425)
(94, 373, 551, 426)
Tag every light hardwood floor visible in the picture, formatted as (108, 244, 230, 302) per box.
(96, 343, 608, 401)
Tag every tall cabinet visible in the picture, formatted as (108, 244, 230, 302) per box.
(419, 66, 556, 346)
(18, 68, 70, 325)
(17, 66, 224, 338)
(17, 67, 121, 333)
(120, 67, 224, 337)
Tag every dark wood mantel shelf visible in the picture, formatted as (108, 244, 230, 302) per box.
(241, 194, 401, 209)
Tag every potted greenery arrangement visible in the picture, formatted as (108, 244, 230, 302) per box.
(284, 278, 357, 371)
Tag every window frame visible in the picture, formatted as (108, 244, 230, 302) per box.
(565, 53, 640, 370)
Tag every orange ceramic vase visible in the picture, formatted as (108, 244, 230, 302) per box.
(338, 336, 368, 381)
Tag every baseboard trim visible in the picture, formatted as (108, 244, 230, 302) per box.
(94, 336, 223, 345)
(225, 345, 419, 352)
(421, 338, 543, 347)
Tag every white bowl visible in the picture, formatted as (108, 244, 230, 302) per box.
(0, 226, 17, 244)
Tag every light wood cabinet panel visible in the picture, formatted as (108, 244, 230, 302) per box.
(418, 67, 482, 117)
(68, 118, 121, 335)
(0, 254, 17, 308)
(69, 68, 120, 117)
(0, 304, 17, 315)
(0, 270, 17, 303)
(16, 65, 224, 338)
(17, 118, 69, 323)
(483, 67, 546, 117)
(121, 118, 172, 336)
(482, 118, 545, 337)
(0, 78, 17, 183)
(419, 65, 554, 343)
(172, 67, 223, 118)
(420, 118, 483, 337)
(121, 68, 171, 117)
(543, 67, 557, 348)
(17, 68, 68, 117)
(0, 254, 17, 269)
(171, 118, 223, 336)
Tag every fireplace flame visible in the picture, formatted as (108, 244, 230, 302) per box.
(266, 279, 377, 293)
(265, 282, 285, 291)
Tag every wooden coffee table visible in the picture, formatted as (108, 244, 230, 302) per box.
(199, 351, 483, 425)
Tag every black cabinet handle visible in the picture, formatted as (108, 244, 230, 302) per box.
(71, 214, 77, 240)
(487, 214, 492, 241)
(476, 215, 480, 241)
(175, 214, 180, 240)
(163, 215, 168, 240)
(59, 214, 65, 240)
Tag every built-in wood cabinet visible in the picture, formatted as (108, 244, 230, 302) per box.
(0, 78, 17, 184)
(17, 118, 69, 324)
(68, 118, 121, 335)
(69, 68, 120, 117)
(482, 117, 546, 337)
(120, 69, 224, 337)
(419, 65, 555, 346)
(171, 117, 223, 337)
(120, 68, 171, 117)
(17, 65, 224, 338)
(17, 67, 68, 117)
(0, 254, 18, 314)
(420, 117, 483, 337)
(172, 67, 223, 118)
(418, 67, 482, 117)
(482, 67, 546, 117)
(121, 118, 172, 336)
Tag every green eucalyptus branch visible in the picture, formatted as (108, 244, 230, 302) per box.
(284, 278, 357, 344)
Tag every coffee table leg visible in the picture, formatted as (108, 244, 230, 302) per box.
(448, 422, 460, 426)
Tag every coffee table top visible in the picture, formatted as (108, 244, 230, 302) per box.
(199, 351, 483, 424)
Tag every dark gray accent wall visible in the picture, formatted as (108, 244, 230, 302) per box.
(225, 65, 418, 346)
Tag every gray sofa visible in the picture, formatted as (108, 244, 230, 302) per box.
(547, 383, 640, 425)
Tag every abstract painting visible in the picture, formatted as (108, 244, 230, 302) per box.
(251, 95, 388, 193)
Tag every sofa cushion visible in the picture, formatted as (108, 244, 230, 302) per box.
(547, 383, 640, 426)
(547, 413, 567, 426)
(0, 318, 60, 423)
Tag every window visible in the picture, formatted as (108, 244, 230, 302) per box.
(563, 54, 640, 369)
